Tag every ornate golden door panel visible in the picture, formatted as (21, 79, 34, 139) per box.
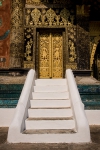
(39, 32, 63, 78)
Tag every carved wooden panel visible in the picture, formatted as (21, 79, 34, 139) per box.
(39, 33, 50, 78)
(52, 33, 63, 78)
(25, 8, 75, 27)
(39, 32, 63, 78)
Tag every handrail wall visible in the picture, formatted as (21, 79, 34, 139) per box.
(66, 69, 91, 141)
(7, 69, 36, 137)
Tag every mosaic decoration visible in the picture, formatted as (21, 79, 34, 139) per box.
(0, 30, 10, 40)
(78, 85, 100, 93)
(0, 84, 100, 109)
(24, 28, 34, 68)
(78, 85, 100, 110)
(10, 0, 24, 68)
(0, 0, 10, 68)
(25, 8, 75, 26)
(0, 0, 4, 6)
(0, 84, 23, 108)
(0, 18, 2, 26)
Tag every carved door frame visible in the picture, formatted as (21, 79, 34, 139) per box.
(34, 27, 68, 78)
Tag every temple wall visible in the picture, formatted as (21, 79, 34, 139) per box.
(0, 0, 10, 68)
(76, 5, 90, 70)
(0, 0, 99, 74)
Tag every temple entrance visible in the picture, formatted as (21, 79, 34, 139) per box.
(38, 31, 63, 78)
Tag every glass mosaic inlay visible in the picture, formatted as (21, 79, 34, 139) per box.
(0, 0, 4, 6)
(0, 18, 2, 26)
(0, 84, 100, 109)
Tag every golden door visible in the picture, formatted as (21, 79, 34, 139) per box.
(39, 32, 63, 78)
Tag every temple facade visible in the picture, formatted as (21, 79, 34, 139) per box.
(0, 0, 100, 79)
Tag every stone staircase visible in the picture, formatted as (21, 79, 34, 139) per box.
(23, 79, 76, 137)
(7, 69, 90, 143)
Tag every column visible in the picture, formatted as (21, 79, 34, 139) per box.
(10, 0, 24, 68)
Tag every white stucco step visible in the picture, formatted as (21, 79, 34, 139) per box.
(30, 100, 71, 108)
(28, 109, 73, 118)
(34, 85, 68, 92)
(25, 120, 75, 130)
(32, 92, 69, 99)
(35, 79, 66, 86)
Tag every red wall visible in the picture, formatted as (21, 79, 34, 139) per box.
(0, 0, 10, 68)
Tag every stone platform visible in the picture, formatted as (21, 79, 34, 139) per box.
(76, 76, 100, 85)
(0, 75, 26, 84)
(0, 75, 100, 85)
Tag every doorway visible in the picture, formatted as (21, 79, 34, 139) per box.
(38, 31, 63, 78)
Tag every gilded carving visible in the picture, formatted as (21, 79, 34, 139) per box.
(90, 43, 97, 69)
(66, 63, 77, 70)
(24, 61, 34, 68)
(25, 8, 75, 26)
(67, 25, 77, 68)
(10, 0, 24, 68)
(46, 8, 56, 26)
(68, 40, 76, 62)
(39, 32, 63, 78)
(41, 9, 47, 25)
(24, 28, 33, 68)
(24, 5, 76, 72)
(25, 9, 31, 25)
(52, 33, 63, 78)
(39, 33, 50, 78)
(25, 41, 32, 61)
(31, 8, 41, 25)
(26, 0, 41, 4)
